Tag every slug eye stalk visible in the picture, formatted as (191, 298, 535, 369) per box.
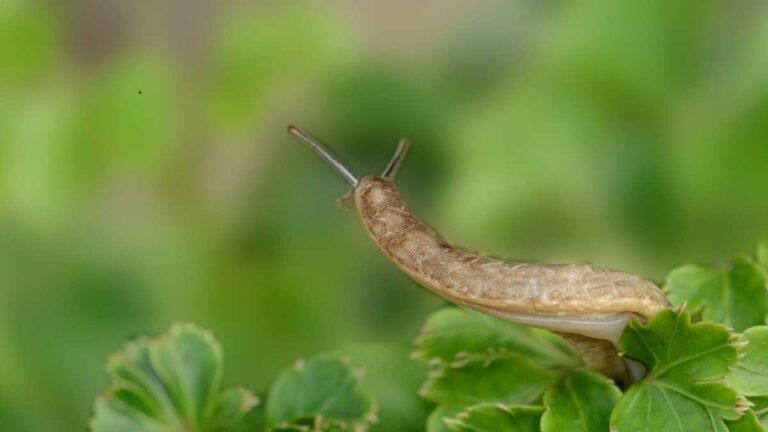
(287, 126, 411, 187)
(287, 126, 359, 188)
(382, 138, 410, 180)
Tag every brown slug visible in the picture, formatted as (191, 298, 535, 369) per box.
(288, 125, 670, 382)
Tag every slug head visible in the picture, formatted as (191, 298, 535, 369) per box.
(287, 125, 409, 210)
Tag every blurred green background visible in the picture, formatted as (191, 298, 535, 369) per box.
(1, 0, 768, 430)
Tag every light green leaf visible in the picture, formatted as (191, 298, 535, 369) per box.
(415, 308, 581, 431)
(730, 327, 768, 397)
(90, 324, 258, 432)
(751, 397, 768, 429)
(444, 404, 543, 432)
(427, 405, 465, 432)
(726, 410, 765, 432)
(212, 388, 264, 431)
(419, 355, 562, 407)
(540, 369, 620, 432)
(610, 309, 745, 432)
(414, 307, 579, 368)
(266, 355, 376, 431)
(664, 255, 767, 331)
(333, 344, 429, 432)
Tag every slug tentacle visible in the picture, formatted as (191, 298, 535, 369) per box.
(382, 138, 410, 180)
(288, 125, 359, 187)
(288, 126, 671, 383)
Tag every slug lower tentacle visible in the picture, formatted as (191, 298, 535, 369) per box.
(288, 126, 670, 383)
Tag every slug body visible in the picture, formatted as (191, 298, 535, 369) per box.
(289, 126, 670, 382)
(355, 177, 667, 341)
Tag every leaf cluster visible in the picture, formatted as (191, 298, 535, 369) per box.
(413, 242, 768, 431)
(89, 242, 768, 431)
(413, 307, 620, 431)
(90, 325, 375, 432)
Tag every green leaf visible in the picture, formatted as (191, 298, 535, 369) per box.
(414, 307, 579, 368)
(427, 405, 465, 432)
(415, 307, 582, 430)
(212, 388, 264, 431)
(266, 355, 376, 431)
(444, 404, 543, 432)
(730, 327, 768, 397)
(415, 308, 581, 431)
(419, 356, 562, 407)
(751, 397, 768, 429)
(90, 324, 258, 432)
(665, 255, 767, 331)
(415, 307, 580, 405)
(727, 326, 768, 431)
(540, 369, 620, 432)
(726, 410, 765, 432)
(332, 344, 430, 432)
(610, 309, 745, 432)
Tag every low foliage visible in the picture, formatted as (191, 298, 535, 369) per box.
(90, 324, 258, 432)
(267, 356, 376, 431)
(415, 243, 768, 432)
(90, 242, 768, 431)
(665, 253, 767, 332)
(90, 326, 375, 432)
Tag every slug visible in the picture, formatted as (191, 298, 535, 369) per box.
(288, 126, 670, 383)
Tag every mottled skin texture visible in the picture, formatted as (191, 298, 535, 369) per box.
(355, 177, 668, 318)
(354, 176, 670, 380)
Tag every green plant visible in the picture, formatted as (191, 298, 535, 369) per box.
(90, 242, 768, 431)
(414, 242, 768, 431)
(89, 325, 375, 432)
